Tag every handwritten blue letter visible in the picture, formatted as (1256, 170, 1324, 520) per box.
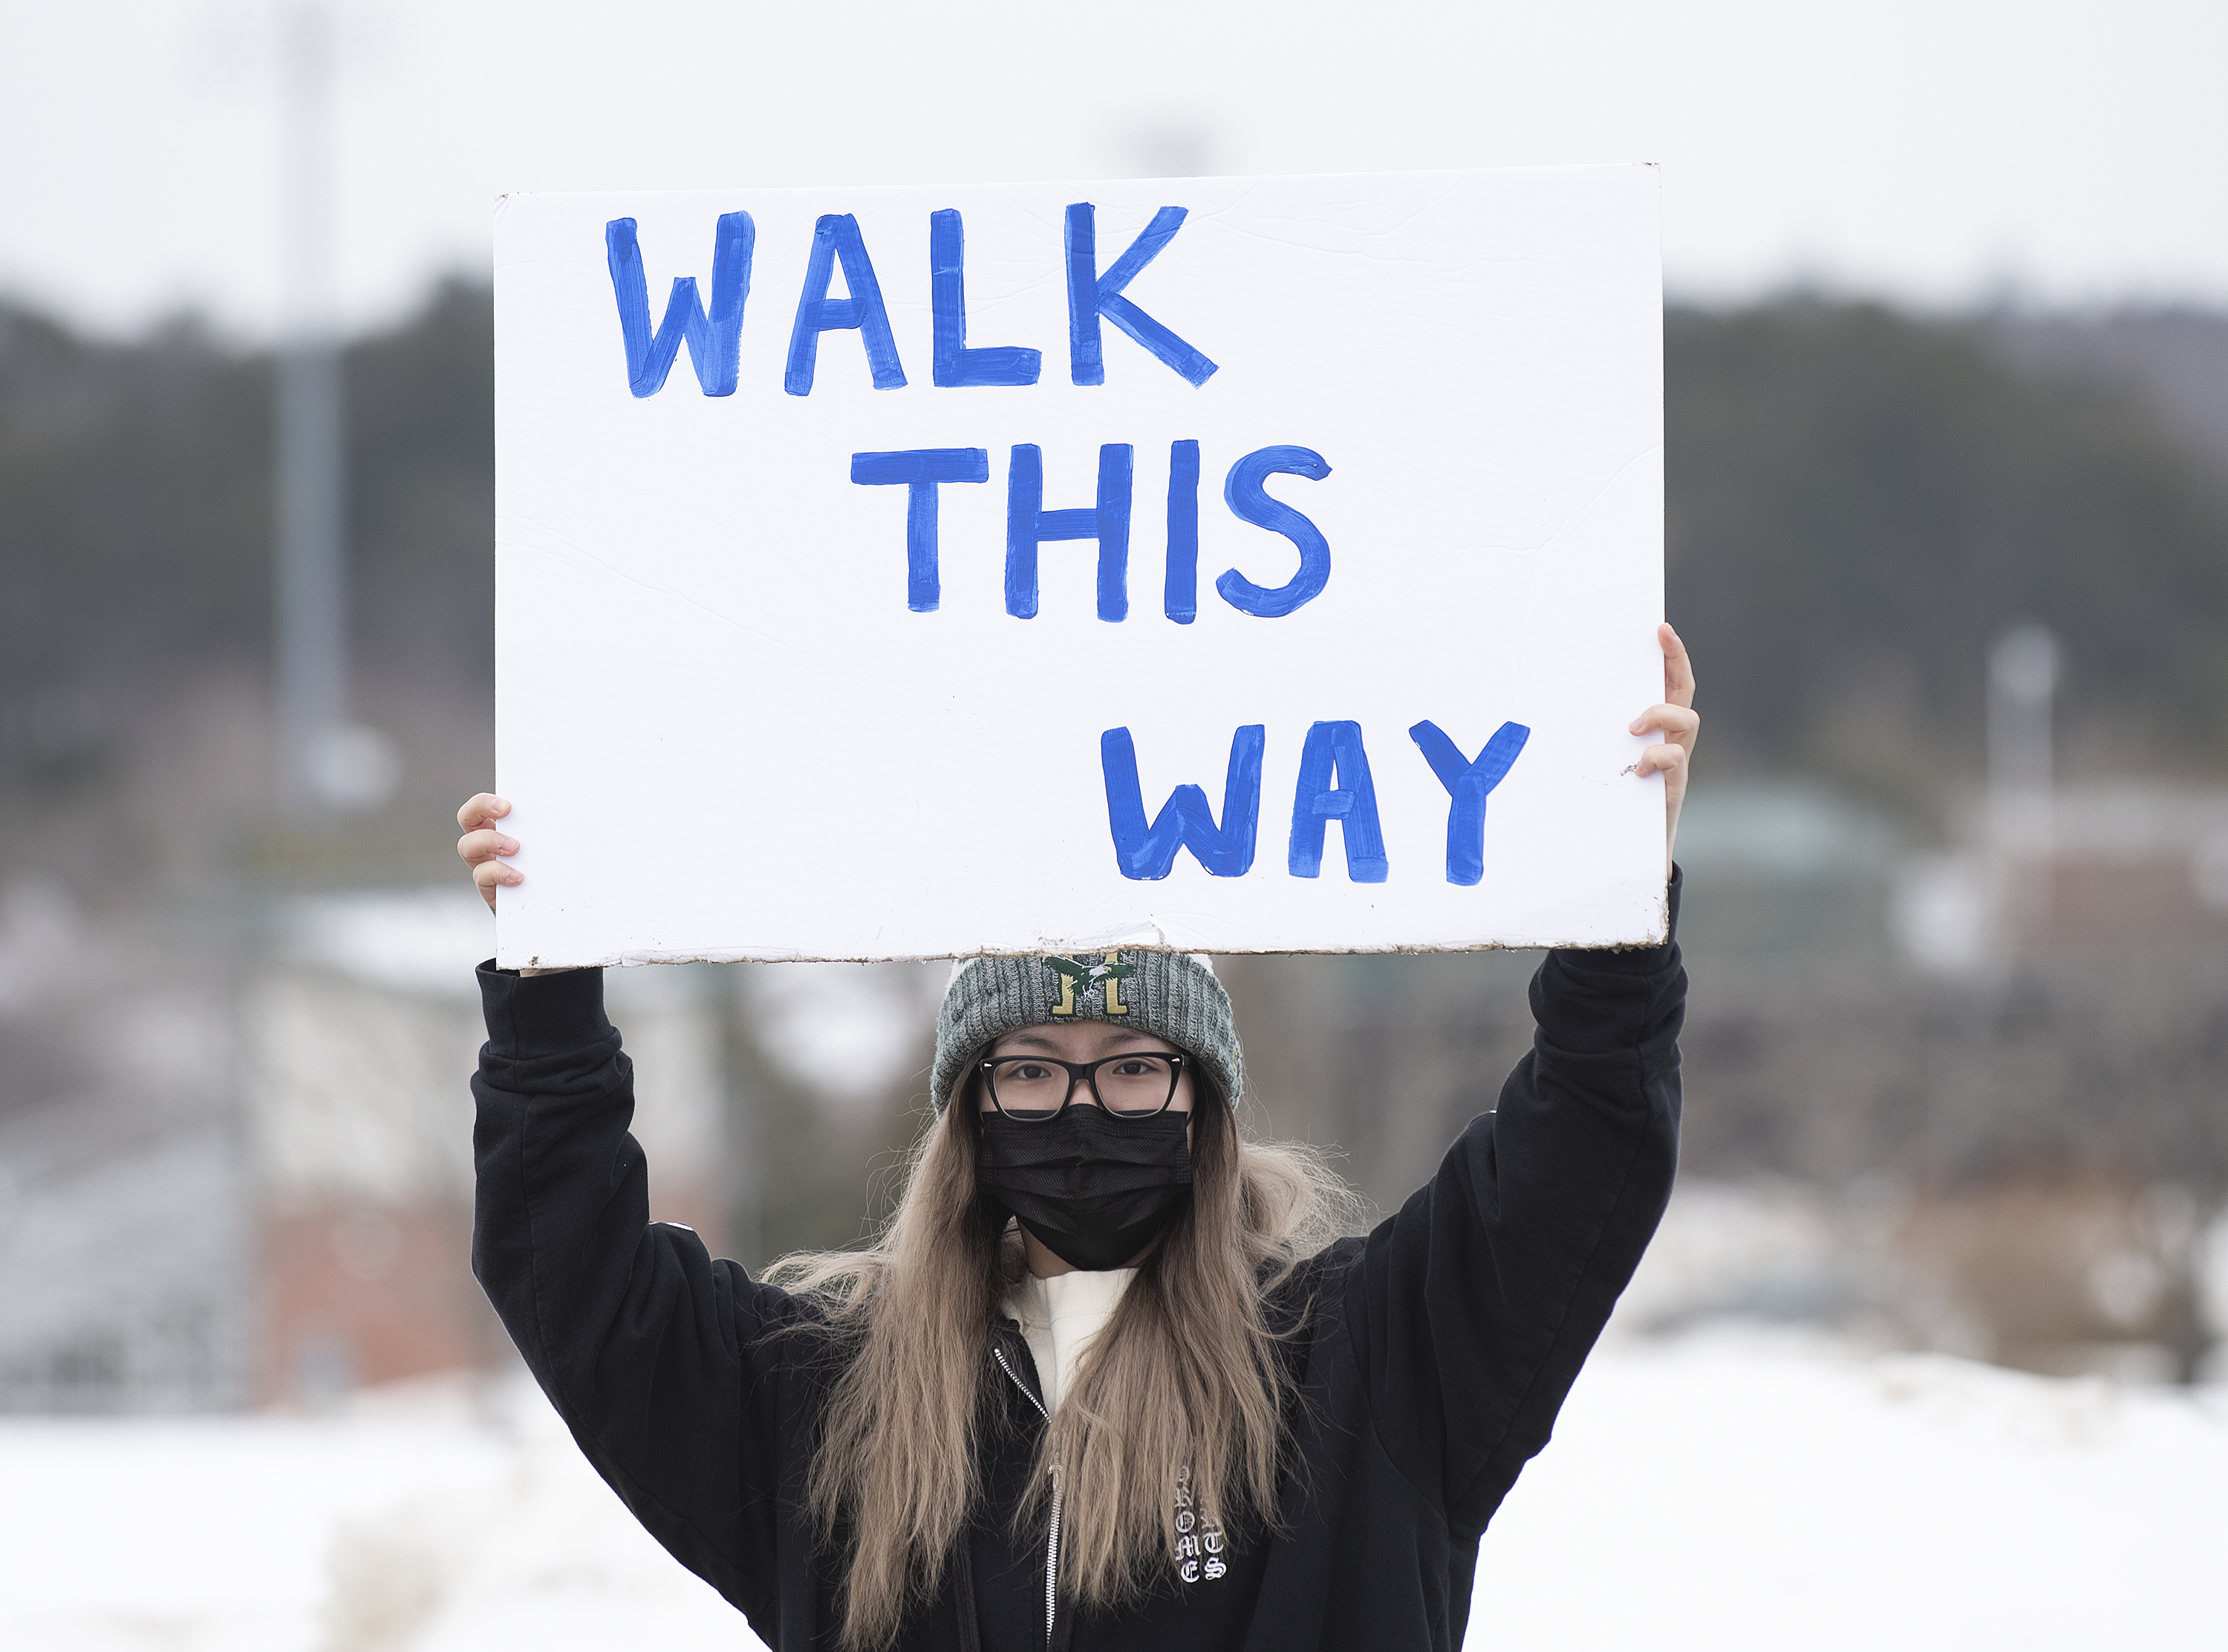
(605, 212, 755, 397)
(1408, 720, 1531, 885)
(1064, 203, 1218, 387)
(850, 448, 991, 612)
(1101, 725, 1265, 879)
(1006, 444, 1136, 621)
(1289, 721, 1389, 882)
(1165, 439, 1201, 624)
(1218, 446, 1332, 618)
(930, 209, 1041, 388)
(785, 215, 906, 395)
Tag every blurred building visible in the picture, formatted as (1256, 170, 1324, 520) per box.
(0, 887, 730, 1412)
(1893, 783, 2228, 974)
(1678, 777, 2228, 1383)
(0, 880, 249, 1410)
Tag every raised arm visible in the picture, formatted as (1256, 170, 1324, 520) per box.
(465, 807, 807, 1632)
(1346, 624, 1694, 1532)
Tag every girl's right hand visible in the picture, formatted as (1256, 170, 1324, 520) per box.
(457, 793, 521, 912)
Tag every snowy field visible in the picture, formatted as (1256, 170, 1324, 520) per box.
(4, 1328, 2221, 1652)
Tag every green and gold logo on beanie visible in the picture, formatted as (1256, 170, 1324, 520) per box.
(1045, 952, 1136, 1017)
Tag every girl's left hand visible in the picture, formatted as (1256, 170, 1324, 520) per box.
(1630, 623, 1699, 877)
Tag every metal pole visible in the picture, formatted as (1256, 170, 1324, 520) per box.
(1987, 622, 2060, 936)
(275, 0, 347, 816)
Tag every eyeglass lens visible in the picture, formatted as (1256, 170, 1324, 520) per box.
(986, 1055, 1179, 1120)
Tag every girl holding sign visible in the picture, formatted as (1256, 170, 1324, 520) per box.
(459, 625, 1698, 1652)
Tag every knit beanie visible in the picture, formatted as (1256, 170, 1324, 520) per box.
(931, 950, 1242, 1114)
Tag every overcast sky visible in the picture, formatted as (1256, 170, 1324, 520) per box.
(4, 0, 2224, 338)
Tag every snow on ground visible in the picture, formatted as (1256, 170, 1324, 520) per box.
(2, 1339, 2221, 1651)
(1476, 1327, 2226, 1649)
(0, 1376, 759, 1652)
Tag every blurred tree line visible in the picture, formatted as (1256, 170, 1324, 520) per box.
(1670, 304, 2228, 808)
(0, 283, 494, 899)
(6, 286, 2226, 872)
(0, 281, 492, 708)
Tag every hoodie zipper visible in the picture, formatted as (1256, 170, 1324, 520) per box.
(994, 1341, 1063, 1647)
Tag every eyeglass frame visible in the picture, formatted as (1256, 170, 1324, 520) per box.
(976, 1051, 1190, 1121)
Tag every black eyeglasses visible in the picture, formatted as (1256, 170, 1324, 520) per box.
(978, 1051, 1188, 1122)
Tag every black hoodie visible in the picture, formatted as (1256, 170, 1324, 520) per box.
(469, 872, 1683, 1652)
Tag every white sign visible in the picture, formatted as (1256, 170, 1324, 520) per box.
(494, 165, 1665, 966)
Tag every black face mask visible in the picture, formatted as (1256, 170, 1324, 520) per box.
(977, 1107, 1193, 1273)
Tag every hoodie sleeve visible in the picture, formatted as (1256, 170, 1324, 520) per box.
(1344, 868, 1684, 1531)
(469, 962, 804, 1623)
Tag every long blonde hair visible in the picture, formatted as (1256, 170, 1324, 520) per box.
(765, 1068, 1362, 1651)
